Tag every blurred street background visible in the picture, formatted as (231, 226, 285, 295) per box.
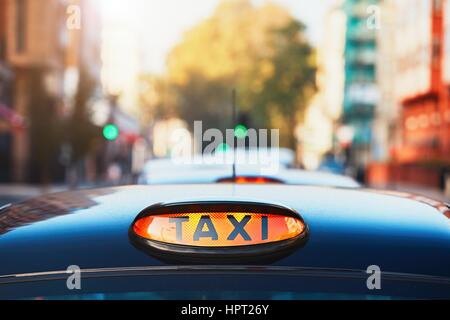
(0, 0, 450, 205)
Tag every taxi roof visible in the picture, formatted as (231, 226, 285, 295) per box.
(140, 166, 360, 188)
(0, 185, 449, 278)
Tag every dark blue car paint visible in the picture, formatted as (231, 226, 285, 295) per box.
(0, 185, 448, 280)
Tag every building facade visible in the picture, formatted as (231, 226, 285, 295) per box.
(394, 0, 449, 188)
(5, 0, 69, 183)
(368, 0, 450, 190)
(1, 0, 103, 184)
(443, 0, 450, 162)
(0, 0, 14, 181)
(298, 1, 346, 170)
(395, 0, 443, 162)
(373, 0, 399, 162)
(342, 0, 380, 175)
(64, 0, 102, 112)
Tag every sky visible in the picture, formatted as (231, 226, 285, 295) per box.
(101, 0, 335, 74)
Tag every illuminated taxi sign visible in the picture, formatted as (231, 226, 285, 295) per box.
(133, 212, 303, 247)
(217, 176, 284, 184)
(130, 202, 307, 259)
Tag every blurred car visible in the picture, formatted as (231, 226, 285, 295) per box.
(139, 165, 360, 188)
(139, 148, 295, 176)
(138, 149, 360, 188)
(318, 152, 346, 175)
(0, 185, 449, 300)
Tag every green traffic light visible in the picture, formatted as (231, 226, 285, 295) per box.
(234, 124, 248, 139)
(103, 124, 119, 141)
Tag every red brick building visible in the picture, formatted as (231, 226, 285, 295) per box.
(369, 0, 450, 190)
(397, 0, 447, 159)
(393, 0, 449, 189)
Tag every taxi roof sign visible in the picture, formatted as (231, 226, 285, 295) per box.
(129, 201, 308, 261)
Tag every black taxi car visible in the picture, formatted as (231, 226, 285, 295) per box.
(0, 184, 449, 300)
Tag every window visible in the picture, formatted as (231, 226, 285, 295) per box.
(432, 37, 441, 67)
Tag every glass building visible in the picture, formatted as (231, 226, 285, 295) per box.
(342, 0, 379, 168)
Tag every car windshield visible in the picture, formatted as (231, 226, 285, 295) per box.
(3, 271, 449, 300)
(21, 292, 404, 301)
